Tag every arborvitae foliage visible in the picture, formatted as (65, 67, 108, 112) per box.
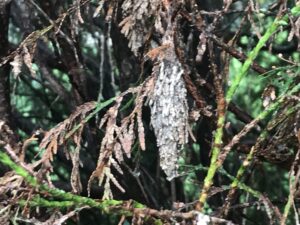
(0, 0, 300, 224)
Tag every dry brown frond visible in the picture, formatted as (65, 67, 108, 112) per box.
(9, 41, 37, 78)
(118, 0, 161, 55)
(88, 78, 154, 199)
(70, 126, 84, 194)
(38, 102, 95, 162)
(33, 102, 96, 190)
(23, 44, 37, 77)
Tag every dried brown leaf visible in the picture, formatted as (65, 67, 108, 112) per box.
(119, 16, 133, 37)
(93, 0, 105, 18)
(23, 45, 36, 77)
(70, 129, 83, 194)
(113, 142, 124, 163)
(47, 139, 58, 163)
(118, 0, 161, 54)
(196, 33, 207, 63)
(137, 111, 145, 151)
(119, 123, 134, 158)
(10, 54, 22, 77)
(108, 172, 125, 193)
(102, 176, 113, 200)
(110, 157, 123, 174)
(89, 80, 153, 199)
(37, 102, 96, 168)
(145, 44, 171, 61)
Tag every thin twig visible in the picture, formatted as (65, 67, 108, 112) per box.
(196, 5, 300, 211)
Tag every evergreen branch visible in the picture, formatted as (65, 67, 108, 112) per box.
(0, 150, 200, 222)
(225, 4, 300, 103)
(196, 5, 300, 211)
(65, 97, 116, 139)
(185, 164, 261, 198)
(220, 84, 300, 163)
(19, 197, 76, 208)
(0, 150, 139, 211)
(221, 92, 300, 217)
(0, 149, 235, 223)
(0, 0, 93, 67)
